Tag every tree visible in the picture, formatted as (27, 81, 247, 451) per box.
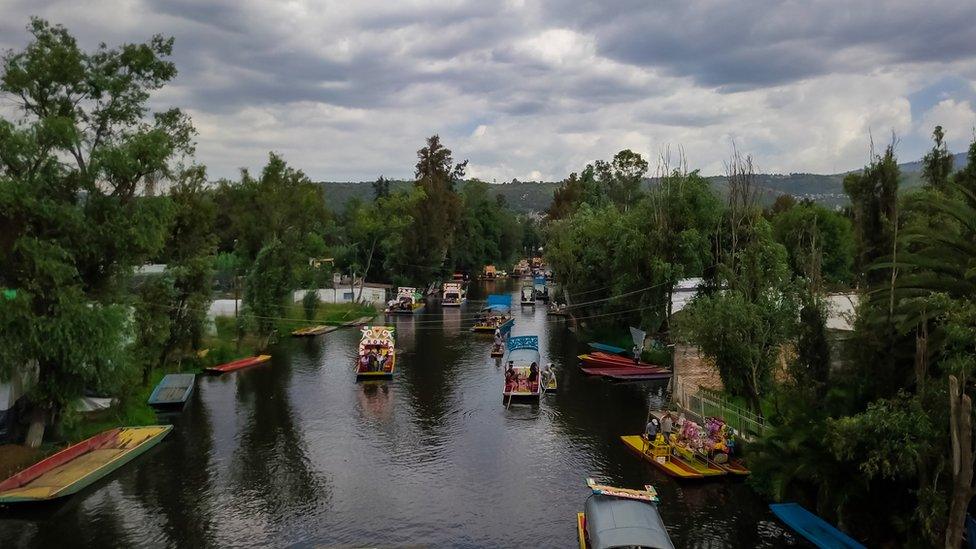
(607, 149, 648, 210)
(372, 175, 390, 201)
(922, 126, 953, 191)
(771, 202, 854, 286)
(843, 145, 899, 287)
(400, 135, 465, 283)
(244, 238, 295, 349)
(0, 19, 191, 445)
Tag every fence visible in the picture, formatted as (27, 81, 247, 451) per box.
(671, 377, 765, 440)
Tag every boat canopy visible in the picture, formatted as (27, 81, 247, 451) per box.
(584, 495, 675, 549)
(506, 335, 540, 366)
(359, 326, 395, 353)
(486, 294, 511, 311)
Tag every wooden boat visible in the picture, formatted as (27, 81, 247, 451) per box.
(355, 326, 396, 379)
(205, 354, 271, 374)
(576, 478, 674, 549)
(503, 335, 543, 404)
(385, 287, 425, 314)
(520, 283, 536, 307)
(547, 303, 570, 317)
(490, 341, 505, 358)
(441, 282, 466, 307)
(471, 294, 515, 333)
(716, 458, 751, 476)
(669, 443, 728, 477)
(481, 265, 497, 280)
(587, 342, 628, 355)
(580, 366, 672, 382)
(291, 324, 332, 337)
(620, 435, 705, 479)
(543, 371, 558, 393)
(770, 503, 866, 549)
(579, 352, 663, 370)
(0, 425, 172, 503)
(533, 275, 549, 302)
(147, 373, 195, 409)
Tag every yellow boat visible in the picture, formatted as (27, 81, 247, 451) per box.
(356, 326, 396, 379)
(670, 443, 728, 477)
(621, 435, 709, 479)
(291, 325, 332, 337)
(0, 425, 172, 503)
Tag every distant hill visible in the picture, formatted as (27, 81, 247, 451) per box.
(316, 152, 970, 213)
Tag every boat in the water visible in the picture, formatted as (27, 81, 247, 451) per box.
(503, 335, 543, 404)
(670, 415, 749, 476)
(520, 283, 536, 307)
(355, 326, 396, 379)
(547, 302, 570, 317)
(620, 435, 706, 479)
(291, 325, 332, 337)
(385, 287, 425, 314)
(578, 351, 660, 369)
(576, 478, 674, 549)
(0, 425, 173, 503)
(543, 366, 558, 393)
(770, 503, 866, 549)
(587, 342, 628, 355)
(147, 373, 195, 409)
(441, 281, 466, 307)
(481, 264, 497, 280)
(205, 354, 271, 374)
(472, 295, 515, 333)
(533, 275, 549, 302)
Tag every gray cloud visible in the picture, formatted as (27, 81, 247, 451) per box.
(1, 0, 974, 181)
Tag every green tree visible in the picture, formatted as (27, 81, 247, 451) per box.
(771, 202, 854, 286)
(843, 145, 899, 287)
(922, 125, 954, 190)
(244, 238, 295, 349)
(372, 175, 390, 200)
(0, 19, 192, 445)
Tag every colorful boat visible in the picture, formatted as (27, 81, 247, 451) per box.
(441, 282, 466, 307)
(503, 335, 543, 404)
(385, 287, 425, 314)
(576, 478, 674, 549)
(587, 342, 628, 355)
(669, 443, 728, 477)
(620, 435, 705, 479)
(291, 324, 332, 337)
(490, 341, 505, 358)
(580, 366, 672, 382)
(769, 503, 866, 549)
(533, 275, 549, 302)
(355, 326, 396, 379)
(481, 265, 497, 280)
(520, 283, 536, 307)
(543, 369, 558, 393)
(472, 295, 515, 333)
(0, 425, 172, 503)
(671, 415, 748, 476)
(147, 373, 195, 409)
(579, 352, 661, 369)
(205, 354, 271, 374)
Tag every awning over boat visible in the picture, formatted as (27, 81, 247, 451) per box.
(584, 495, 674, 549)
(486, 294, 511, 311)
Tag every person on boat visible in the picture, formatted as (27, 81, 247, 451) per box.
(528, 362, 539, 391)
(359, 353, 370, 372)
(632, 345, 641, 365)
(377, 349, 387, 371)
(504, 364, 517, 391)
(661, 411, 674, 442)
(645, 417, 660, 442)
(541, 363, 555, 388)
(494, 329, 503, 346)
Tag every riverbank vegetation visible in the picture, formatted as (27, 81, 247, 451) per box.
(545, 136, 976, 546)
(0, 19, 535, 450)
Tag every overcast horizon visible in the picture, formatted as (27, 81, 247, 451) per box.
(2, 0, 975, 182)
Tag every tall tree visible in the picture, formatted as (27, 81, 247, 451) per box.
(0, 19, 192, 445)
(922, 125, 954, 190)
(843, 145, 899, 287)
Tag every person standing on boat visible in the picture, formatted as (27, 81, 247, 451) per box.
(632, 345, 641, 365)
(661, 412, 674, 443)
(528, 362, 539, 391)
(645, 417, 659, 442)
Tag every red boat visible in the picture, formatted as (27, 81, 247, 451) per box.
(205, 354, 271, 374)
(578, 352, 661, 370)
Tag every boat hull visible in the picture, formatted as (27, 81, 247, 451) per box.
(147, 373, 195, 409)
(472, 317, 514, 333)
(205, 354, 271, 374)
(620, 435, 706, 479)
(0, 426, 172, 503)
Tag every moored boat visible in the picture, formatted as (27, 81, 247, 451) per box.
(385, 287, 425, 314)
(147, 373, 195, 409)
(502, 335, 543, 404)
(520, 283, 535, 307)
(578, 352, 662, 370)
(0, 425, 173, 503)
(533, 275, 549, 302)
(291, 324, 332, 337)
(441, 281, 466, 307)
(205, 354, 271, 374)
(543, 365, 558, 393)
(481, 265, 497, 280)
(587, 342, 628, 355)
(576, 478, 675, 549)
(471, 295, 515, 333)
(620, 435, 706, 479)
(770, 503, 866, 549)
(355, 326, 396, 379)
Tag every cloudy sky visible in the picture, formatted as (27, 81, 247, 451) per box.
(2, 0, 975, 181)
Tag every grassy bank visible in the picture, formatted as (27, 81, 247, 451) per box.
(274, 301, 377, 335)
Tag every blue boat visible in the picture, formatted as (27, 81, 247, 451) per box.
(769, 503, 865, 549)
(147, 373, 195, 410)
(473, 295, 515, 333)
(503, 335, 542, 403)
(588, 342, 628, 355)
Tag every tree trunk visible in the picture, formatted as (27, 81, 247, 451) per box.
(25, 407, 46, 449)
(358, 238, 377, 303)
(946, 375, 975, 549)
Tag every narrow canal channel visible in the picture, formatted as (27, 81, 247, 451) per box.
(0, 280, 806, 548)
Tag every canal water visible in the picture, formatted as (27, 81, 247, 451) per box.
(0, 279, 805, 548)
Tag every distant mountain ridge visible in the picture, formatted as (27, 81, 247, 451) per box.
(316, 152, 969, 213)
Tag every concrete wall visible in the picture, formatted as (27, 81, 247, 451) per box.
(208, 299, 241, 318)
(294, 287, 388, 306)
